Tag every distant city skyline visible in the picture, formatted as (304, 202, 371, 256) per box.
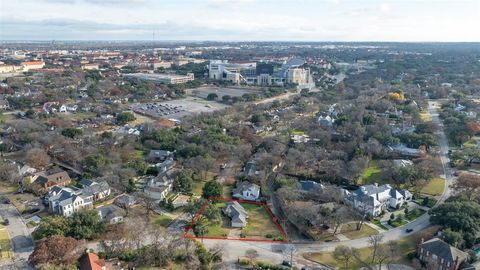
(1, 0, 479, 42)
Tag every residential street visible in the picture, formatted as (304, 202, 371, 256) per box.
(0, 203, 34, 270)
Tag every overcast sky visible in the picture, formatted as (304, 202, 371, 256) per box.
(1, 0, 479, 41)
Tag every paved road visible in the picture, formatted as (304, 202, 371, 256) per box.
(204, 100, 456, 269)
(0, 203, 34, 269)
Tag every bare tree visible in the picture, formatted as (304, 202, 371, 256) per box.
(368, 234, 384, 264)
(333, 245, 355, 269)
(25, 148, 50, 169)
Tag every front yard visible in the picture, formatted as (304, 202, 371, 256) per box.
(340, 223, 378, 239)
(304, 226, 440, 270)
(188, 200, 285, 241)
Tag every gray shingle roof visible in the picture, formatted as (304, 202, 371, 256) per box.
(420, 238, 468, 263)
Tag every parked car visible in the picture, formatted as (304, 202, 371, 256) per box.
(406, 228, 414, 233)
(3, 218, 9, 225)
(282, 260, 292, 267)
(0, 197, 10, 204)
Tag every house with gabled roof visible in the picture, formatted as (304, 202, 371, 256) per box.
(223, 201, 249, 228)
(232, 181, 260, 201)
(343, 183, 412, 217)
(418, 238, 470, 270)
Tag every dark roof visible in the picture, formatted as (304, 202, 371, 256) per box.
(97, 205, 125, 221)
(82, 181, 110, 196)
(114, 194, 137, 207)
(420, 238, 468, 263)
(299, 180, 318, 191)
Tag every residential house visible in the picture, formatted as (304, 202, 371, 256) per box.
(388, 144, 422, 158)
(47, 180, 110, 217)
(243, 161, 258, 177)
(417, 238, 470, 270)
(144, 174, 173, 200)
(79, 251, 107, 270)
(114, 194, 137, 209)
(232, 181, 260, 201)
(147, 150, 173, 163)
(31, 168, 71, 194)
(156, 158, 175, 174)
(82, 181, 111, 201)
(343, 184, 412, 217)
(223, 201, 249, 228)
(97, 205, 125, 224)
(47, 186, 92, 217)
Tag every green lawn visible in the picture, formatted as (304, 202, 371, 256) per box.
(371, 219, 388, 230)
(420, 178, 445, 196)
(192, 181, 206, 196)
(358, 160, 388, 185)
(241, 203, 284, 240)
(290, 129, 305, 135)
(413, 196, 437, 208)
(151, 215, 173, 228)
(463, 139, 476, 148)
(0, 227, 13, 261)
(304, 227, 439, 270)
(340, 223, 378, 239)
(405, 208, 426, 221)
(388, 219, 408, 228)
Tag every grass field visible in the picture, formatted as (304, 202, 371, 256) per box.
(241, 203, 284, 240)
(405, 208, 425, 221)
(358, 160, 388, 185)
(340, 223, 378, 240)
(304, 226, 440, 270)
(0, 227, 13, 261)
(152, 215, 173, 228)
(420, 178, 445, 196)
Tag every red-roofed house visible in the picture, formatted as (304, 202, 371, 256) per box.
(79, 252, 107, 270)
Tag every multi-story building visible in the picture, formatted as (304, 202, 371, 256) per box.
(47, 181, 111, 217)
(343, 184, 412, 217)
(21, 60, 45, 71)
(124, 73, 194, 84)
(208, 60, 256, 84)
(417, 238, 470, 270)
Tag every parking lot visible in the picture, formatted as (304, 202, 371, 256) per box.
(131, 97, 228, 120)
(186, 86, 262, 100)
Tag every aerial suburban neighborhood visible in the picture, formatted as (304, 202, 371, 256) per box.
(1, 1, 480, 270)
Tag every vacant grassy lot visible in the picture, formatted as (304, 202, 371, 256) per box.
(305, 226, 440, 270)
(358, 160, 389, 185)
(0, 227, 13, 261)
(241, 203, 284, 240)
(340, 223, 378, 240)
(421, 177, 445, 196)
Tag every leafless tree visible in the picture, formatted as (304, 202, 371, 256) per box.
(368, 234, 384, 264)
